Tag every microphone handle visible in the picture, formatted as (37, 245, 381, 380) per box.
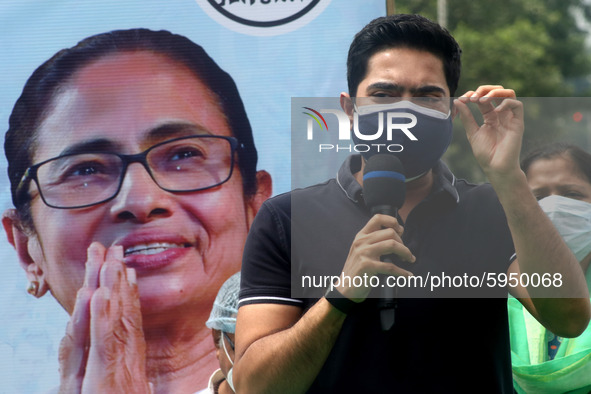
(371, 205, 399, 331)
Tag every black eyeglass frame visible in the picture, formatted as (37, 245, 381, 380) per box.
(15, 134, 241, 210)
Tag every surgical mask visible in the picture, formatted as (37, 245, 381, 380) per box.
(353, 100, 453, 179)
(221, 332, 234, 367)
(539, 195, 591, 262)
(222, 334, 236, 391)
(227, 367, 235, 391)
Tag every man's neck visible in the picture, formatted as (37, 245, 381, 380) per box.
(399, 170, 433, 222)
(355, 159, 434, 223)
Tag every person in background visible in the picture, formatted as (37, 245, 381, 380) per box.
(2, 28, 271, 393)
(509, 143, 591, 393)
(202, 271, 241, 394)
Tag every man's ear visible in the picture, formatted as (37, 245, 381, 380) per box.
(2, 209, 49, 297)
(340, 92, 355, 126)
(245, 170, 272, 228)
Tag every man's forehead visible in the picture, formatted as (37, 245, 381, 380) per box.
(359, 47, 449, 95)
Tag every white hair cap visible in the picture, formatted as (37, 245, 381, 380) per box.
(205, 272, 240, 333)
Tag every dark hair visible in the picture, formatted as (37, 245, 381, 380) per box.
(5, 28, 258, 224)
(347, 14, 462, 96)
(521, 142, 591, 185)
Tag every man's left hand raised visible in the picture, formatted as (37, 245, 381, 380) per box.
(454, 85, 523, 185)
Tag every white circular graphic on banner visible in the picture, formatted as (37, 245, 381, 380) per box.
(195, 0, 332, 36)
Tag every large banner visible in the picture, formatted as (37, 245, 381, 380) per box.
(0, 1, 386, 392)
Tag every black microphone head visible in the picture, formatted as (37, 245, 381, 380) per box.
(362, 154, 406, 212)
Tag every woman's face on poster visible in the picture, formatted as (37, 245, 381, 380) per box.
(20, 51, 255, 320)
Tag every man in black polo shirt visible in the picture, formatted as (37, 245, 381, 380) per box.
(233, 14, 591, 393)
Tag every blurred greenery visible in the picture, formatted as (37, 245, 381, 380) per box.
(395, 0, 591, 182)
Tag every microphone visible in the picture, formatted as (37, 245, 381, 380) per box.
(362, 154, 406, 331)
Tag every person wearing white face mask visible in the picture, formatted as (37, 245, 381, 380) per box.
(509, 143, 591, 394)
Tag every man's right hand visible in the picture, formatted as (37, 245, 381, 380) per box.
(336, 214, 415, 301)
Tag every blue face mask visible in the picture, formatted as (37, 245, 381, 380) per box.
(352, 100, 453, 179)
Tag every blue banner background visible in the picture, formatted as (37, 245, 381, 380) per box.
(0, 1, 385, 392)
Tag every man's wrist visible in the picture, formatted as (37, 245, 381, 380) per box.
(324, 287, 359, 315)
(485, 168, 527, 195)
